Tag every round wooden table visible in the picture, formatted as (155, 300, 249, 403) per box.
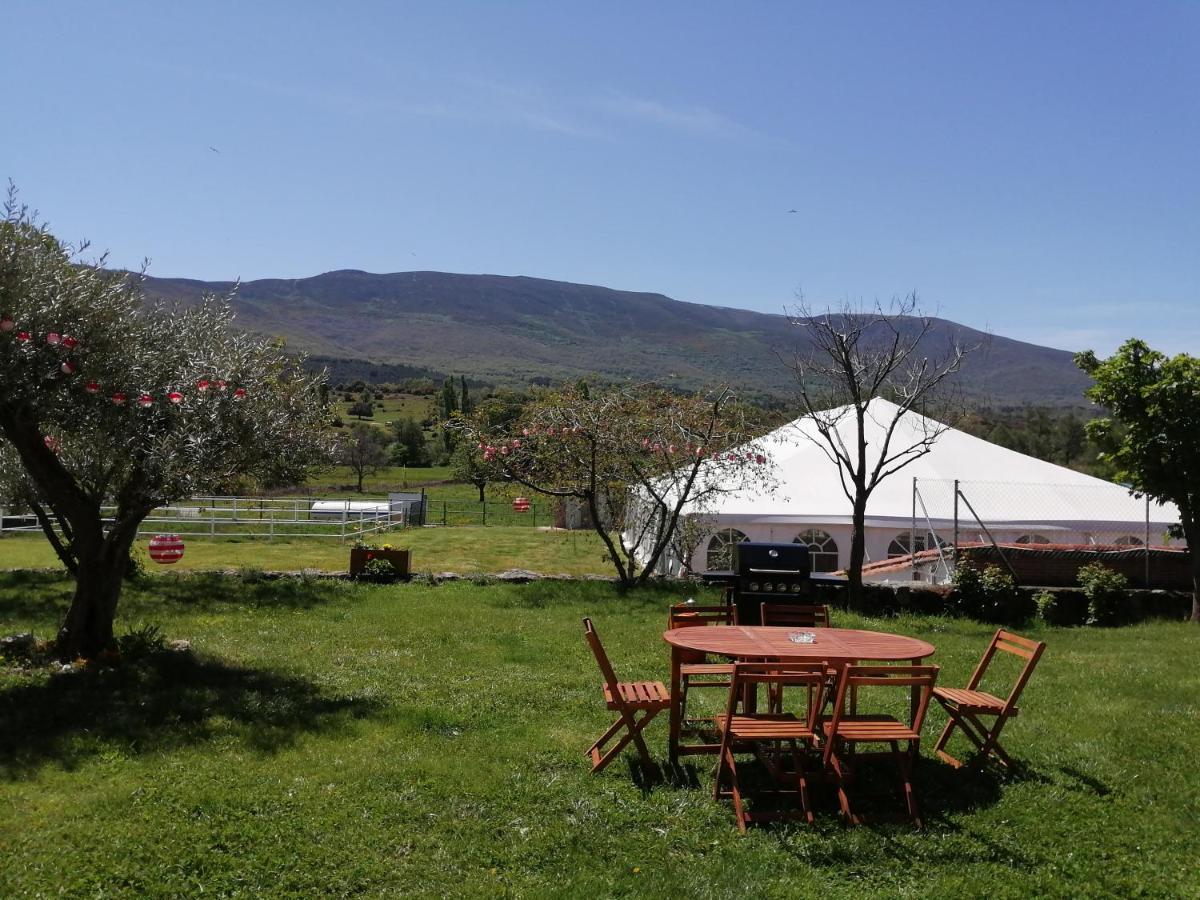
(663, 626, 936, 761)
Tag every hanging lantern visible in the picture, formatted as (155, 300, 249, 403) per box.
(43, 435, 61, 453)
(0, 315, 13, 332)
(512, 497, 531, 513)
(61, 335, 78, 349)
(196, 378, 210, 392)
(60, 361, 78, 375)
(16, 331, 31, 342)
(215, 379, 228, 392)
(46, 333, 61, 346)
(137, 393, 154, 408)
(111, 392, 127, 405)
(148, 534, 185, 565)
(85, 380, 101, 394)
(168, 391, 184, 404)
(232, 387, 246, 400)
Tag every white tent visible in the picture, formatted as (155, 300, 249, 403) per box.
(656, 398, 1180, 576)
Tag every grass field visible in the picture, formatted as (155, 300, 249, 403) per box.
(332, 393, 434, 428)
(2, 574, 1197, 897)
(0, 528, 614, 578)
(0, 528, 613, 577)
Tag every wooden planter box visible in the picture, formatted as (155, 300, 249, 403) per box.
(349, 548, 411, 580)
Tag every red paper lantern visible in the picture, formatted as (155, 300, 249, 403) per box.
(0, 315, 13, 332)
(148, 534, 185, 565)
(61, 361, 78, 375)
(85, 380, 101, 394)
(137, 393, 154, 408)
(16, 331, 31, 342)
(61, 335, 78, 349)
(43, 435, 61, 453)
(512, 497, 531, 512)
(111, 392, 127, 405)
(196, 378, 210, 392)
(232, 387, 246, 400)
(46, 332, 61, 345)
(168, 391, 184, 404)
(215, 379, 228, 392)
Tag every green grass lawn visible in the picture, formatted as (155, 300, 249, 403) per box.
(0, 528, 613, 577)
(2, 574, 1197, 897)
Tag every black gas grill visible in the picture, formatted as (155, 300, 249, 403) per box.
(732, 542, 813, 625)
(701, 541, 846, 625)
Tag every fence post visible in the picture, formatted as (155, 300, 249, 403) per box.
(269, 507, 275, 540)
(910, 477, 917, 582)
(442, 501, 447, 527)
(232, 497, 237, 522)
(952, 479, 960, 579)
(210, 506, 216, 536)
(1145, 494, 1151, 589)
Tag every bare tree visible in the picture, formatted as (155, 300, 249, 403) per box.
(786, 293, 976, 597)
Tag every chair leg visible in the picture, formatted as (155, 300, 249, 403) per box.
(790, 740, 814, 825)
(972, 712, 1013, 768)
(828, 747, 856, 825)
(893, 740, 922, 828)
(589, 708, 660, 773)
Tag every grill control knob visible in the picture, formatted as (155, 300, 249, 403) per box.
(791, 583, 802, 593)
(749, 582, 760, 592)
(763, 583, 773, 592)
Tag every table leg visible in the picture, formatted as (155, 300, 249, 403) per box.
(910, 657, 921, 723)
(668, 645, 682, 764)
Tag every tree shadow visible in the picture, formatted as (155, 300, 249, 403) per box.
(0, 651, 381, 780)
(0, 571, 353, 623)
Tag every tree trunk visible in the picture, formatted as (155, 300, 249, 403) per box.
(56, 545, 129, 659)
(55, 515, 142, 659)
(356, 469, 364, 492)
(476, 482, 485, 503)
(1185, 518, 1200, 624)
(846, 493, 869, 602)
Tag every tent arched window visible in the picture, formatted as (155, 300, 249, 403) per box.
(706, 528, 749, 571)
(1114, 534, 1144, 546)
(793, 529, 839, 572)
(887, 532, 944, 559)
(1014, 534, 1051, 545)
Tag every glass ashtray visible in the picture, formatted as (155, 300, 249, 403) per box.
(787, 631, 817, 644)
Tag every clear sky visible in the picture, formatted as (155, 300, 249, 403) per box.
(4, 2, 1197, 355)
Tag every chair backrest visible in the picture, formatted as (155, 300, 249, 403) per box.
(582, 617, 622, 693)
(668, 602, 734, 630)
(823, 665, 939, 760)
(966, 629, 1047, 713)
(724, 661, 830, 724)
(760, 603, 831, 628)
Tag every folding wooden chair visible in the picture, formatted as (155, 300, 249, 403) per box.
(759, 603, 831, 628)
(583, 617, 670, 774)
(933, 629, 1046, 769)
(821, 664, 939, 827)
(667, 602, 735, 733)
(713, 661, 829, 832)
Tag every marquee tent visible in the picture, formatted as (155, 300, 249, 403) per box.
(640, 398, 1180, 577)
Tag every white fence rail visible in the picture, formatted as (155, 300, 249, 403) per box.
(0, 496, 406, 542)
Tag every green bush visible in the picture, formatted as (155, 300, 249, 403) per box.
(358, 557, 398, 583)
(1078, 563, 1133, 626)
(1035, 589, 1086, 626)
(952, 564, 1036, 624)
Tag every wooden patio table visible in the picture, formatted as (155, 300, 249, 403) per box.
(663, 626, 936, 762)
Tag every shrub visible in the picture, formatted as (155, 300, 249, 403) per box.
(952, 564, 1036, 624)
(116, 624, 165, 660)
(358, 557, 398, 583)
(1078, 563, 1133, 626)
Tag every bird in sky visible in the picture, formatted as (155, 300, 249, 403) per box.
(209, 146, 221, 154)
(787, 208, 798, 213)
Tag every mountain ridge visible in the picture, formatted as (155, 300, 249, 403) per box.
(139, 269, 1093, 406)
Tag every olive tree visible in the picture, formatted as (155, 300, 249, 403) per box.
(0, 193, 333, 658)
(462, 384, 773, 586)
(1076, 339, 1200, 623)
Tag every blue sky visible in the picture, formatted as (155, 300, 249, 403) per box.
(4, 2, 1197, 355)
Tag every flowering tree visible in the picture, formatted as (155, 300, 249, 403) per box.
(462, 384, 773, 586)
(0, 193, 333, 658)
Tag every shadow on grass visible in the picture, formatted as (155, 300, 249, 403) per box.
(0, 650, 380, 780)
(491, 578, 718, 612)
(0, 570, 352, 623)
(628, 757, 703, 794)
